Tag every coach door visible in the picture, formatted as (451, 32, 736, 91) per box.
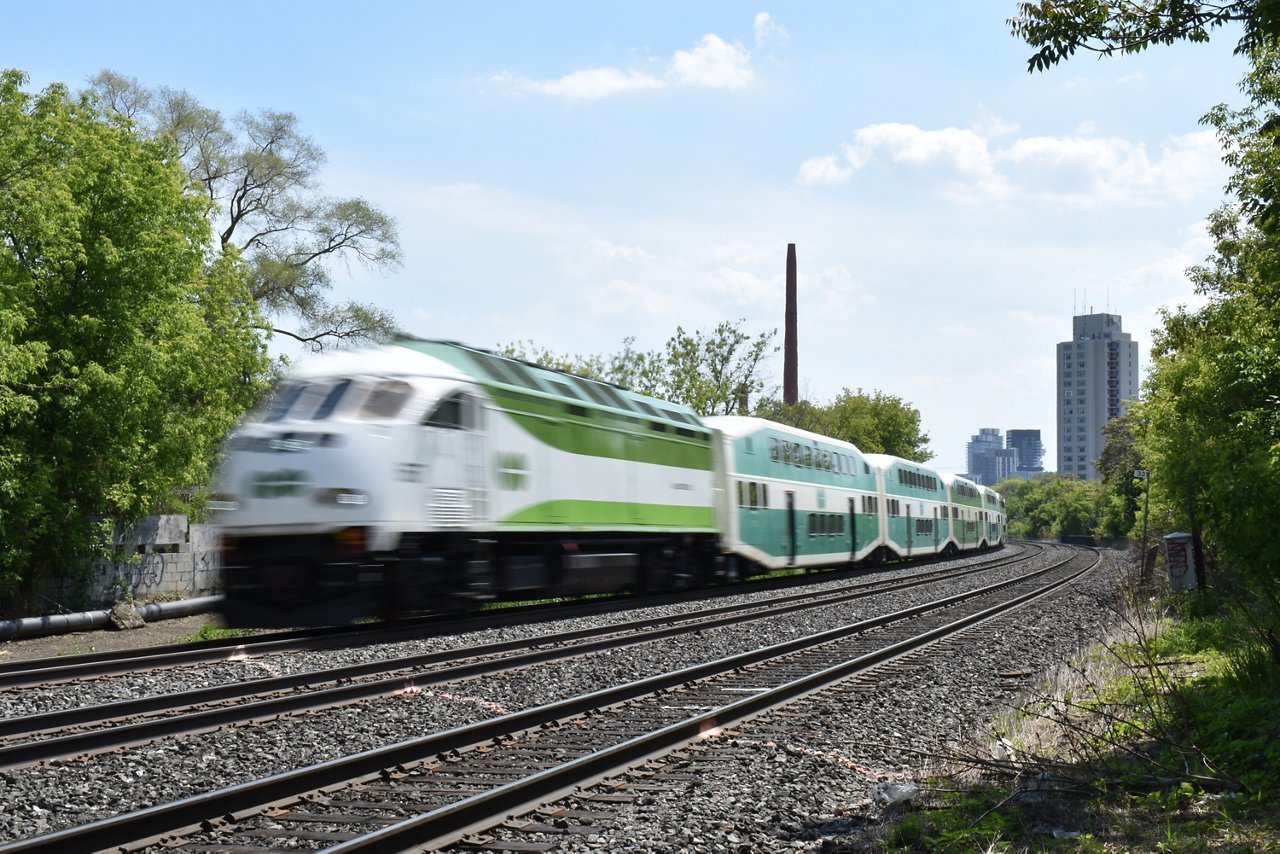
(905, 503, 913, 556)
(786, 491, 797, 566)
(849, 498, 858, 559)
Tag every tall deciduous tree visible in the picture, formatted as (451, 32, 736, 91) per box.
(1009, 0, 1280, 661)
(1136, 50, 1280, 614)
(0, 70, 269, 603)
(757, 389, 933, 462)
(1094, 412, 1146, 539)
(501, 319, 776, 416)
(996, 474, 1103, 540)
(86, 70, 401, 351)
(664, 321, 777, 416)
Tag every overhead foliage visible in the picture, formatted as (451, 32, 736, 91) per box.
(501, 319, 777, 416)
(1094, 412, 1147, 540)
(501, 324, 932, 460)
(1009, 0, 1280, 72)
(86, 70, 402, 351)
(0, 70, 269, 603)
(756, 390, 933, 463)
(1133, 46, 1280, 606)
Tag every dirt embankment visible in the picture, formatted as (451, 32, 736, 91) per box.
(0, 613, 223, 665)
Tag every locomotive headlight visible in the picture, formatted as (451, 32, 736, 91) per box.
(314, 488, 370, 506)
(207, 493, 241, 512)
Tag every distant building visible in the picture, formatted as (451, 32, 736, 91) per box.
(1057, 313, 1140, 481)
(966, 427, 1015, 486)
(1006, 429, 1045, 475)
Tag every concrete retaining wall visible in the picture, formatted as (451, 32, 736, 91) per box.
(38, 515, 221, 611)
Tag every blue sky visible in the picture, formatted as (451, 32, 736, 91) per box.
(5, 2, 1249, 473)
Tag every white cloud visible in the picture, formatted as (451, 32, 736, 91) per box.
(798, 118, 1225, 208)
(494, 31, 755, 100)
(492, 67, 663, 101)
(856, 123, 997, 175)
(754, 12, 789, 47)
(584, 278, 674, 319)
(589, 238, 651, 263)
(670, 34, 755, 90)
(999, 129, 1223, 205)
(797, 154, 854, 187)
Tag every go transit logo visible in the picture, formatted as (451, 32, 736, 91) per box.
(495, 453, 529, 490)
(249, 469, 311, 498)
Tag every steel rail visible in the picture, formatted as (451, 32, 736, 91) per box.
(0, 545, 1086, 854)
(0, 544, 1039, 768)
(0, 545, 1033, 688)
(332, 549, 1100, 852)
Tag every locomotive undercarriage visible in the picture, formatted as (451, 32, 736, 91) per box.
(219, 529, 722, 627)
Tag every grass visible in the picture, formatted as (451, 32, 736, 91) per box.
(176, 622, 259, 643)
(848, 587, 1280, 852)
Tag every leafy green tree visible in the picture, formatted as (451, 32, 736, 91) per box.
(501, 320, 776, 416)
(664, 321, 776, 416)
(1010, 1, 1280, 72)
(753, 398, 830, 435)
(757, 389, 933, 462)
(501, 323, 931, 457)
(1095, 412, 1146, 539)
(997, 474, 1103, 540)
(86, 70, 401, 351)
(0, 70, 269, 603)
(1125, 48, 1277, 612)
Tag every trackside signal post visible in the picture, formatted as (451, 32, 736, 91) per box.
(1134, 469, 1151, 581)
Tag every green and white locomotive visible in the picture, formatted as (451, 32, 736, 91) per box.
(214, 338, 1005, 626)
(215, 339, 722, 625)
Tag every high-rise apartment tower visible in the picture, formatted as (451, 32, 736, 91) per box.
(1006, 429, 1045, 474)
(1057, 313, 1139, 480)
(966, 427, 1019, 485)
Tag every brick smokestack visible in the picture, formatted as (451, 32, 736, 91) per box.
(784, 243, 798, 405)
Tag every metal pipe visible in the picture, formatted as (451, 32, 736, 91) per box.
(0, 595, 222, 641)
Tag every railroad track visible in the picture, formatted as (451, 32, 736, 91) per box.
(0, 545, 1038, 769)
(0, 543, 1094, 853)
(0, 545, 1038, 690)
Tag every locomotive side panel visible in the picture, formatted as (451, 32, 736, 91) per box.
(217, 340, 721, 625)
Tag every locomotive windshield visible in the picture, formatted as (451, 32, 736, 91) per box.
(357, 379, 413, 419)
(256, 377, 414, 422)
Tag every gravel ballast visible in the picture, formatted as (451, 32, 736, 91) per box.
(0, 546, 1130, 848)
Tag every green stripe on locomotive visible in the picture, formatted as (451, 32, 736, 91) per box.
(500, 499, 716, 529)
(398, 339, 713, 471)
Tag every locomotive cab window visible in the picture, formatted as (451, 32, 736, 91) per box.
(359, 379, 414, 420)
(262, 382, 310, 421)
(422, 396, 468, 435)
(310, 379, 353, 420)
